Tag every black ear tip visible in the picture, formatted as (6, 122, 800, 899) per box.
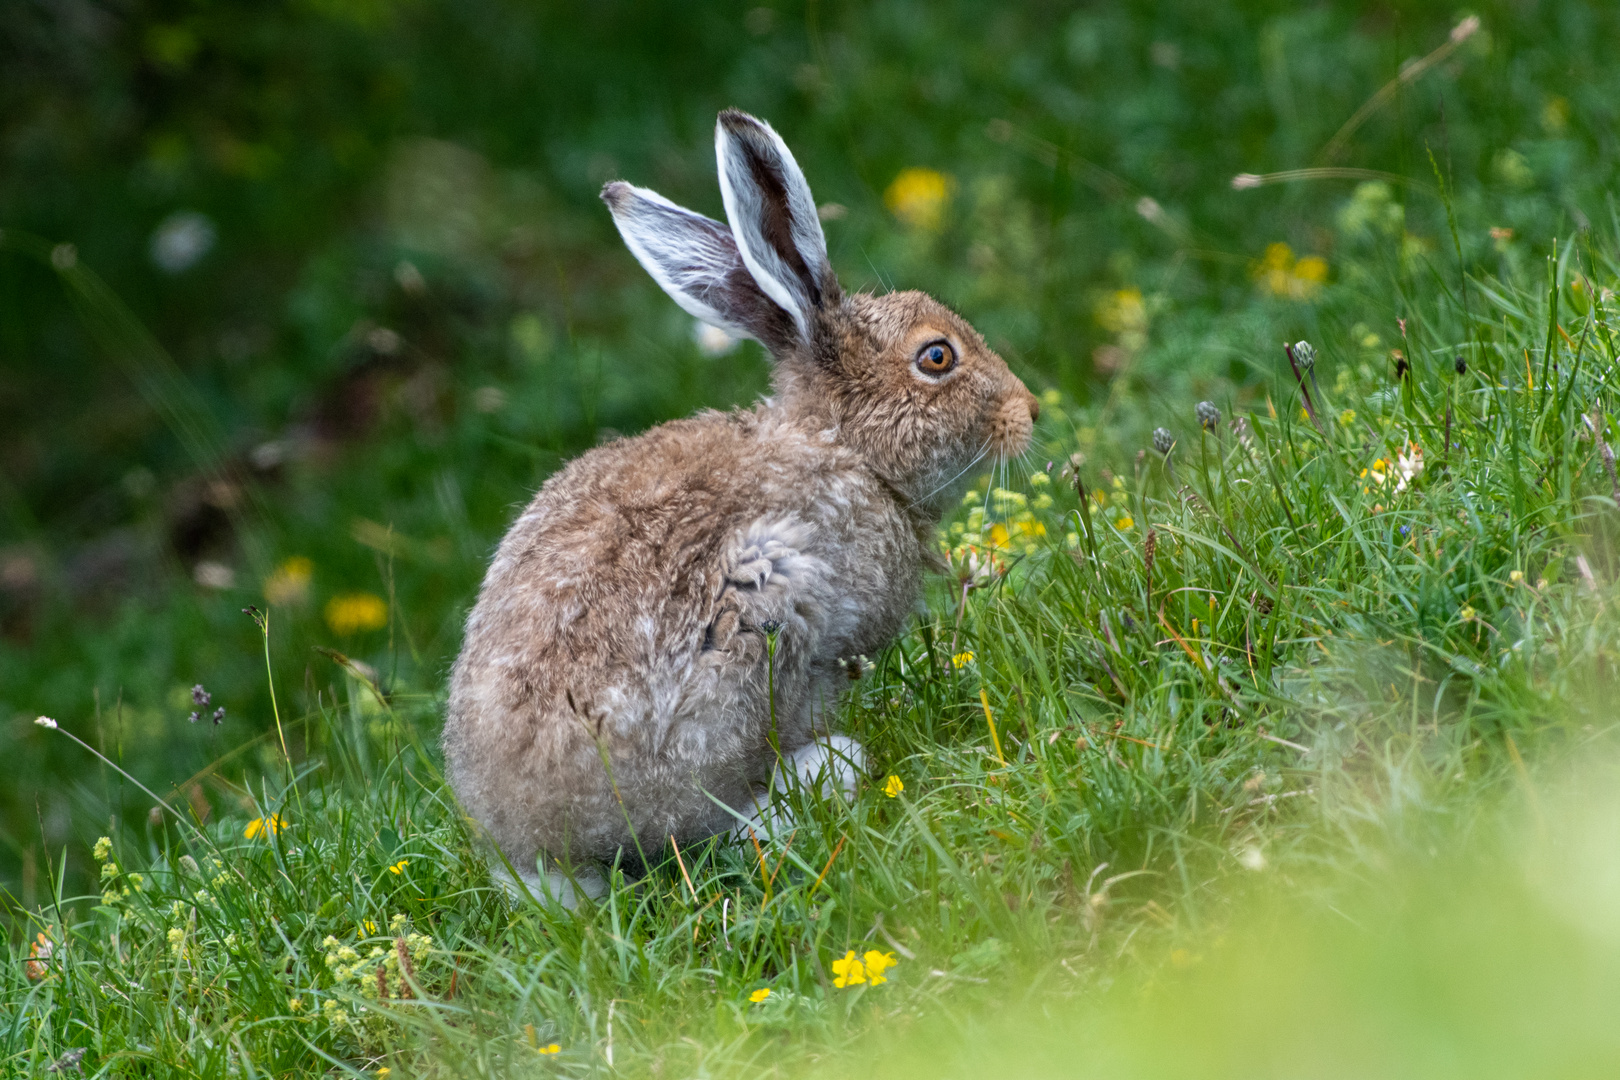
(717, 108, 762, 135)
(600, 181, 630, 208)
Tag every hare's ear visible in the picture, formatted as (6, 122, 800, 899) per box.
(715, 109, 840, 345)
(602, 181, 797, 349)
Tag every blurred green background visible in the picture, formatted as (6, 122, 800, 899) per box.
(1, 0, 1612, 900)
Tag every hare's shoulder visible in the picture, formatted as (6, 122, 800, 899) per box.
(483, 410, 849, 595)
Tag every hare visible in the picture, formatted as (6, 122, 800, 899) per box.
(444, 109, 1038, 906)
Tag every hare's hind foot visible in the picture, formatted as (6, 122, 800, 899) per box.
(492, 859, 609, 911)
(729, 734, 867, 843)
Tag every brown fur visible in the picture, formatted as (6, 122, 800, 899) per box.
(443, 115, 1036, 881)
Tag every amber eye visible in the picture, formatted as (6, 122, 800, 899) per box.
(916, 340, 957, 376)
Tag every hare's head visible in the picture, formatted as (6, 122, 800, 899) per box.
(604, 110, 1037, 511)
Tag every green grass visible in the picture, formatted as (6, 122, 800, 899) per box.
(8, 193, 1620, 1073)
(8, 2, 1620, 1075)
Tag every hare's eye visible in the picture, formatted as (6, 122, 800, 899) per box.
(916, 341, 957, 376)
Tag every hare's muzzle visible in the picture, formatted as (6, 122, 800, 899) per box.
(989, 384, 1040, 459)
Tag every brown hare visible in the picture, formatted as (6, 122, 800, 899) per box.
(444, 109, 1037, 906)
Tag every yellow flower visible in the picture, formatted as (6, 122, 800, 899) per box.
(363, 920, 377, 935)
(376, 1069, 390, 1078)
(263, 556, 313, 606)
(1459, 605, 1477, 622)
(243, 813, 285, 839)
(388, 859, 410, 875)
(1510, 570, 1525, 585)
(749, 987, 772, 1003)
(539, 1043, 561, 1055)
(884, 167, 952, 230)
(952, 650, 975, 669)
(883, 774, 904, 798)
(988, 523, 1011, 549)
(1115, 516, 1134, 530)
(1253, 242, 1327, 300)
(831, 949, 867, 988)
(324, 592, 388, 635)
(93, 836, 112, 862)
(1094, 287, 1147, 336)
(1339, 409, 1357, 426)
(863, 950, 898, 985)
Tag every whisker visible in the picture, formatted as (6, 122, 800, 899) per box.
(915, 439, 993, 507)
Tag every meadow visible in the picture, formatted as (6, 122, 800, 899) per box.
(5, 1, 1620, 1075)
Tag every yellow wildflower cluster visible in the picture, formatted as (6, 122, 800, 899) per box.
(322, 922, 434, 1003)
(325, 592, 388, 635)
(831, 948, 899, 988)
(946, 487, 1048, 560)
(93, 835, 144, 906)
(884, 167, 952, 230)
(1094, 287, 1150, 353)
(749, 987, 772, 1003)
(883, 774, 905, 798)
(1253, 242, 1328, 300)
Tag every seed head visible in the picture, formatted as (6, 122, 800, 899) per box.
(1152, 427, 1176, 456)
(1454, 354, 1467, 375)
(1195, 401, 1221, 431)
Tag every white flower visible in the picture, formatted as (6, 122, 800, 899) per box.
(35, 716, 57, 730)
(1392, 442, 1424, 493)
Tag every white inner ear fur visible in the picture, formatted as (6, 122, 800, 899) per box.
(602, 181, 758, 342)
(715, 114, 829, 342)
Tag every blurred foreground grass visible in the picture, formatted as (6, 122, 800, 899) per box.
(863, 757, 1620, 1080)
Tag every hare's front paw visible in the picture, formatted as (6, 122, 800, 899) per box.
(730, 735, 867, 845)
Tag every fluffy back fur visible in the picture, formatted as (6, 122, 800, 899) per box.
(444, 110, 1037, 887)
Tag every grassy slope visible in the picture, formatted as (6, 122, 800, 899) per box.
(6, 0, 1620, 899)
(6, 197, 1620, 1075)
